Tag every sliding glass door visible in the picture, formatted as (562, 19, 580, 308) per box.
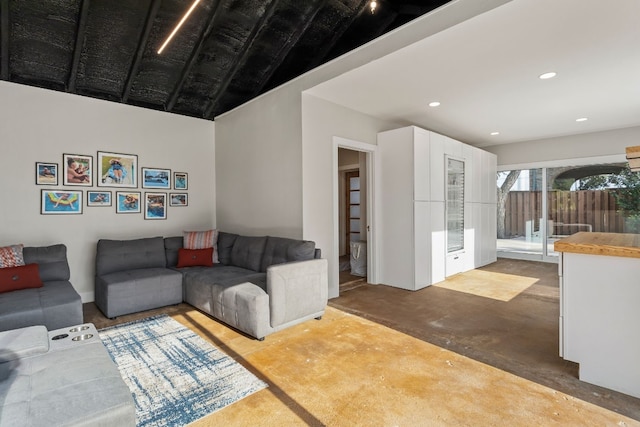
(497, 161, 638, 261)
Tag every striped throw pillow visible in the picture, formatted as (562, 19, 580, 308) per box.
(183, 230, 219, 263)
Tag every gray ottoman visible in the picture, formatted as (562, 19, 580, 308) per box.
(0, 324, 135, 426)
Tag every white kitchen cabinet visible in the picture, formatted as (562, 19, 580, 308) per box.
(377, 126, 497, 290)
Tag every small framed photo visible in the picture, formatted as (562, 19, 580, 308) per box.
(63, 154, 93, 186)
(173, 172, 188, 190)
(142, 167, 171, 189)
(41, 190, 83, 215)
(116, 191, 141, 213)
(87, 191, 112, 207)
(98, 151, 138, 188)
(36, 162, 58, 185)
(169, 193, 188, 206)
(145, 192, 167, 220)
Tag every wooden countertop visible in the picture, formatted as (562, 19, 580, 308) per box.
(554, 232, 640, 259)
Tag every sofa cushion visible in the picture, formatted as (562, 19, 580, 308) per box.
(184, 229, 219, 263)
(23, 244, 70, 282)
(230, 236, 268, 272)
(164, 236, 183, 268)
(260, 237, 316, 272)
(0, 244, 25, 268)
(96, 237, 166, 276)
(0, 264, 43, 293)
(217, 232, 238, 265)
(176, 248, 214, 268)
(0, 325, 49, 362)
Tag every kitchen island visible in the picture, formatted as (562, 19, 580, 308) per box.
(555, 232, 640, 399)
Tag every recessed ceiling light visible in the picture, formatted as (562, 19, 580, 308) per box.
(428, 101, 441, 107)
(539, 72, 557, 80)
(490, 132, 500, 136)
(576, 117, 588, 122)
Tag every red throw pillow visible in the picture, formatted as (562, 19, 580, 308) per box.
(176, 248, 214, 268)
(0, 263, 44, 293)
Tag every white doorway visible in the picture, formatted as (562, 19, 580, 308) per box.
(333, 137, 377, 294)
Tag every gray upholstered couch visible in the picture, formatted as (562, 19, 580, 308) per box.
(95, 232, 328, 340)
(0, 324, 135, 426)
(0, 244, 83, 332)
(95, 236, 183, 318)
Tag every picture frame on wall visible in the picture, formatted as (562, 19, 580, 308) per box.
(144, 192, 167, 220)
(173, 172, 188, 190)
(41, 190, 83, 215)
(97, 151, 138, 188)
(115, 191, 141, 213)
(142, 167, 171, 189)
(63, 154, 93, 186)
(36, 162, 58, 185)
(169, 193, 188, 206)
(87, 191, 112, 207)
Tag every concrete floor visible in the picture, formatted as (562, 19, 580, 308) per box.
(83, 258, 640, 425)
(331, 258, 640, 421)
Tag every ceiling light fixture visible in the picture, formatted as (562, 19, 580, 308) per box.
(490, 132, 500, 136)
(157, 0, 201, 54)
(539, 72, 557, 80)
(428, 101, 440, 107)
(576, 117, 588, 122)
(370, 1, 377, 14)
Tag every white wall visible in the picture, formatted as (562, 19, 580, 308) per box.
(302, 94, 400, 298)
(0, 81, 216, 302)
(484, 126, 640, 167)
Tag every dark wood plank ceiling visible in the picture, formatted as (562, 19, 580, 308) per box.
(0, 0, 450, 120)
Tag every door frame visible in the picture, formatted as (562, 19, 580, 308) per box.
(333, 137, 378, 285)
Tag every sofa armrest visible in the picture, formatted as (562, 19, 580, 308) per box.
(267, 259, 328, 328)
(0, 325, 49, 362)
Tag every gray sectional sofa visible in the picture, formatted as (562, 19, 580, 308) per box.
(0, 244, 83, 332)
(0, 324, 135, 426)
(95, 232, 328, 340)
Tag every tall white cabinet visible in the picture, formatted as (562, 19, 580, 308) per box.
(377, 126, 497, 290)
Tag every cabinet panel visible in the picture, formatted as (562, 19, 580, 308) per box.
(430, 201, 446, 283)
(414, 201, 431, 289)
(413, 129, 430, 201)
(430, 134, 446, 202)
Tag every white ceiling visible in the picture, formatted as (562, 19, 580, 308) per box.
(306, 0, 640, 148)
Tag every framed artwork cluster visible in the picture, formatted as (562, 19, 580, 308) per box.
(36, 151, 189, 219)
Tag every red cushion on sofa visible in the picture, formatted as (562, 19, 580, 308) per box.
(0, 263, 44, 293)
(176, 248, 214, 268)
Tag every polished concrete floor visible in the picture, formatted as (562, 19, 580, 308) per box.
(331, 258, 640, 421)
(84, 258, 640, 425)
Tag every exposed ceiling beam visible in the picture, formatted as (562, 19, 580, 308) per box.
(305, 0, 370, 72)
(67, 0, 91, 92)
(166, 0, 222, 112)
(203, 0, 281, 119)
(243, 0, 325, 108)
(122, 0, 162, 103)
(1, 0, 9, 80)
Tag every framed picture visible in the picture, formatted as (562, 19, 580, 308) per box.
(36, 162, 58, 185)
(145, 192, 167, 220)
(169, 193, 188, 206)
(41, 190, 83, 215)
(142, 167, 171, 189)
(173, 172, 188, 190)
(63, 154, 93, 186)
(115, 191, 141, 213)
(87, 191, 112, 207)
(97, 151, 138, 188)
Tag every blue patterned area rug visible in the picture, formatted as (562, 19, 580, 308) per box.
(100, 314, 267, 427)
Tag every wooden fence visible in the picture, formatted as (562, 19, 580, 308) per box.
(504, 190, 628, 237)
